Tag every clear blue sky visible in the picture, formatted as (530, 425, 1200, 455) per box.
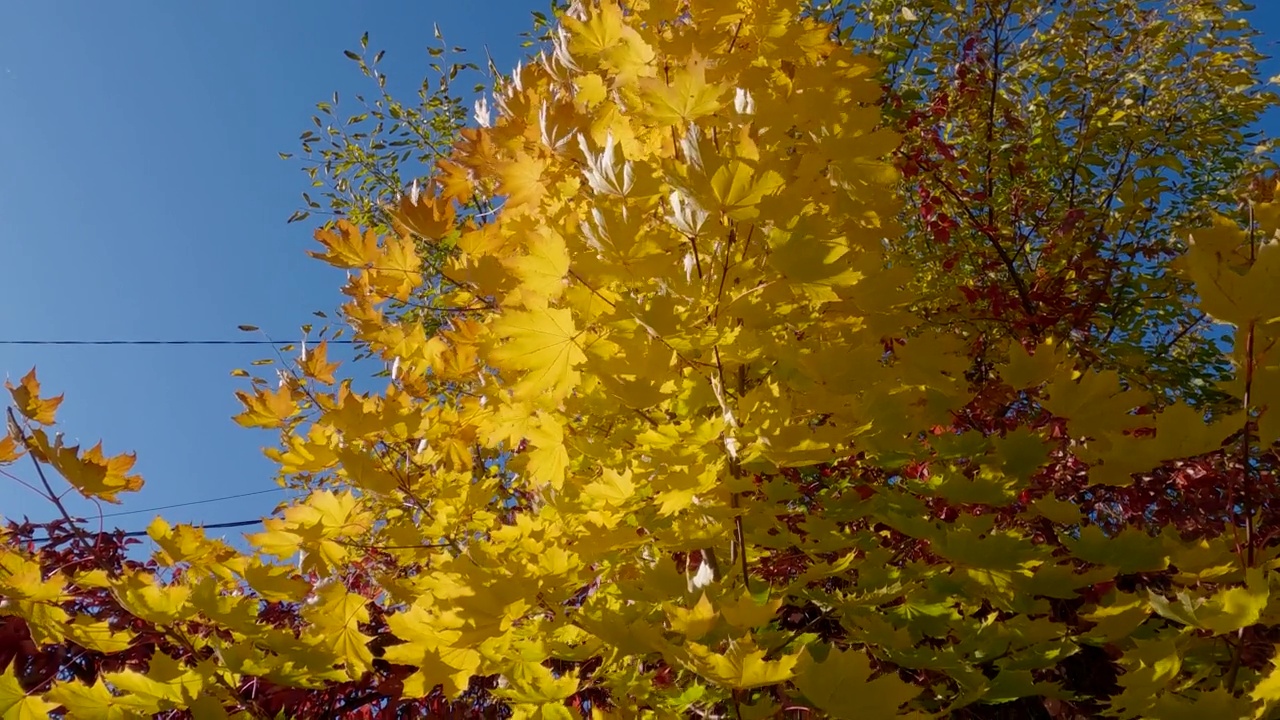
(0, 2, 544, 537)
(0, 3, 1278, 542)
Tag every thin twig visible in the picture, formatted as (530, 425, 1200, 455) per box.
(7, 408, 96, 552)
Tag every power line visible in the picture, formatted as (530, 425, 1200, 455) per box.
(26, 519, 265, 544)
(96, 487, 291, 519)
(0, 339, 357, 346)
(118, 519, 263, 537)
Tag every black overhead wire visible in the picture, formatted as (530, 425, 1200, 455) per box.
(17, 488, 295, 540)
(128, 519, 263, 535)
(25, 519, 266, 544)
(104, 519, 265, 538)
(96, 487, 290, 519)
(20, 488, 295, 544)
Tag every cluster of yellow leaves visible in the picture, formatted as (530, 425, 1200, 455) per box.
(4, 369, 143, 502)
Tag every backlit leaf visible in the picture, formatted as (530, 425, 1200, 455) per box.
(6, 368, 62, 425)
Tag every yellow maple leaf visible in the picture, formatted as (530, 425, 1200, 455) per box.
(0, 551, 64, 603)
(369, 233, 423, 302)
(323, 383, 391, 440)
(302, 581, 375, 677)
(1181, 217, 1280, 326)
(300, 340, 341, 384)
(490, 308, 587, 402)
(47, 678, 132, 720)
(0, 665, 58, 720)
(719, 589, 783, 630)
(495, 660, 580, 705)
(765, 226, 863, 301)
(233, 384, 298, 429)
(64, 616, 135, 654)
(390, 182, 457, 242)
(308, 219, 381, 269)
(683, 637, 799, 690)
(794, 647, 921, 719)
(103, 653, 207, 708)
(574, 73, 609, 109)
(0, 435, 23, 465)
(307, 489, 370, 533)
(435, 158, 476, 205)
(247, 524, 302, 561)
(709, 160, 785, 220)
(1252, 649, 1280, 716)
(147, 517, 222, 566)
(563, 0, 656, 84)
(384, 603, 482, 698)
(992, 428, 1052, 479)
(496, 152, 548, 213)
(583, 467, 636, 508)
(525, 411, 570, 489)
(113, 569, 192, 625)
(664, 593, 718, 641)
(1042, 368, 1144, 434)
(385, 646, 477, 700)
(1002, 338, 1063, 389)
(265, 425, 339, 474)
(637, 52, 726, 126)
(241, 560, 310, 602)
(6, 368, 63, 425)
(481, 399, 541, 447)
(506, 228, 570, 302)
(27, 431, 143, 503)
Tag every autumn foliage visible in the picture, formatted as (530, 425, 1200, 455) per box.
(5, 0, 1280, 718)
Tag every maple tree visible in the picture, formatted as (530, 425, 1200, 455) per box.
(833, 0, 1277, 409)
(5, 1, 1280, 718)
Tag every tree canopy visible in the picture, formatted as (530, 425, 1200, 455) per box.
(4, 1, 1280, 718)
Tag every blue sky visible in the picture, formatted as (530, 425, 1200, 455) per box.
(0, 2, 544, 537)
(0, 3, 1278, 544)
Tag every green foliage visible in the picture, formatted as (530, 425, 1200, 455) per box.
(285, 28, 476, 232)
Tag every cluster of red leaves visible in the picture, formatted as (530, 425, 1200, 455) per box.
(892, 30, 1121, 344)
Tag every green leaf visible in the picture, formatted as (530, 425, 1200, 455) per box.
(1062, 525, 1169, 573)
(795, 647, 920, 719)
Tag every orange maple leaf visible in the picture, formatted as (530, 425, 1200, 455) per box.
(233, 385, 298, 429)
(7, 368, 63, 425)
(368, 234, 423, 302)
(300, 341, 341, 385)
(390, 183, 457, 242)
(308, 220, 380, 269)
(0, 435, 22, 465)
(28, 431, 143, 503)
(435, 159, 476, 205)
(496, 152, 548, 212)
